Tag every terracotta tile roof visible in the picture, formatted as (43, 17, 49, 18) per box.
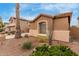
(29, 12, 72, 22)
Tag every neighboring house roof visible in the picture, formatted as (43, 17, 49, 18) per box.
(29, 12, 72, 23)
(9, 16, 28, 21)
(4, 23, 15, 29)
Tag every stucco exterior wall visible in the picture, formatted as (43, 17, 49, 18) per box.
(53, 31, 69, 42)
(29, 16, 53, 36)
(29, 15, 70, 42)
(54, 17, 69, 30)
(5, 27, 9, 32)
(5, 18, 29, 33)
(29, 29, 38, 36)
(29, 29, 69, 42)
(5, 26, 16, 32)
(30, 16, 52, 30)
(10, 26, 16, 32)
(20, 20, 28, 32)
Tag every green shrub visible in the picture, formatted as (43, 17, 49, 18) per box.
(32, 44, 78, 56)
(21, 42, 32, 50)
(0, 28, 3, 32)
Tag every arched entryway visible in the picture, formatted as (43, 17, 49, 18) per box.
(39, 22, 46, 34)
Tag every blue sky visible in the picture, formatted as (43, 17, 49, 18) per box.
(0, 3, 79, 26)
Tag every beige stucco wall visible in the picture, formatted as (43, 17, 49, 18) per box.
(5, 18, 29, 33)
(29, 16, 53, 36)
(5, 26, 16, 32)
(29, 29, 38, 36)
(20, 20, 28, 32)
(53, 31, 70, 42)
(5, 27, 9, 32)
(54, 17, 69, 30)
(30, 16, 52, 30)
(29, 29, 69, 42)
(10, 26, 16, 31)
(29, 15, 70, 42)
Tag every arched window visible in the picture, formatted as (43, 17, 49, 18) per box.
(39, 22, 46, 34)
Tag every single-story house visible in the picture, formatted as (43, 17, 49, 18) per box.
(29, 12, 72, 42)
(4, 12, 72, 42)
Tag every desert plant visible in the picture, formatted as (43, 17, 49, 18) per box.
(21, 42, 32, 50)
(32, 44, 78, 56)
(0, 28, 4, 32)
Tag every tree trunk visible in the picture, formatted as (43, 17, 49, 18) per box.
(15, 3, 21, 39)
(48, 18, 54, 45)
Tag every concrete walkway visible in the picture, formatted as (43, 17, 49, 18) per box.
(5, 33, 29, 39)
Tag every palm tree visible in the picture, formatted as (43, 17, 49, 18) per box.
(15, 3, 21, 38)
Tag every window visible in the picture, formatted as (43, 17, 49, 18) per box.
(39, 22, 46, 34)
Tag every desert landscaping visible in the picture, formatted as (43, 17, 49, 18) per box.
(0, 3, 79, 56)
(0, 33, 79, 56)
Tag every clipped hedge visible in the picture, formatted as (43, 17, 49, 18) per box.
(32, 44, 78, 56)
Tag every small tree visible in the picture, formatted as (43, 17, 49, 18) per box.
(47, 18, 53, 45)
